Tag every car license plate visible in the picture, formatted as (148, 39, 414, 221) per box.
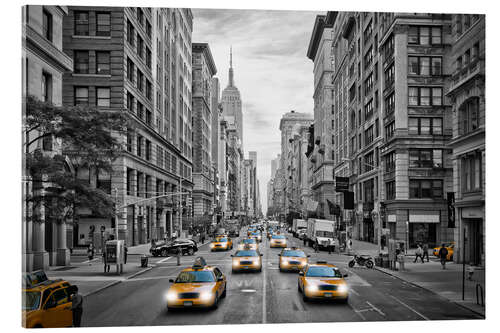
(324, 293, 333, 297)
(183, 301, 193, 306)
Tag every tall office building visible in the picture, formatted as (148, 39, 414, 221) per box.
(221, 47, 243, 145)
(63, 7, 194, 245)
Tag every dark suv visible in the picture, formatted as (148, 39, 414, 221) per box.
(150, 238, 198, 257)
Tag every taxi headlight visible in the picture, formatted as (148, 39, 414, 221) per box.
(200, 292, 212, 301)
(307, 285, 318, 292)
(338, 284, 348, 293)
(232, 260, 239, 267)
(210, 243, 215, 248)
(282, 259, 289, 265)
(166, 291, 177, 301)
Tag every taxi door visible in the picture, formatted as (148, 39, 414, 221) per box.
(42, 288, 73, 327)
(213, 268, 225, 296)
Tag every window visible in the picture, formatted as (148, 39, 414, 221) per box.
(364, 46, 373, 68)
(145, 140, 151, 160)
(137, 35, 144, 58)
(364, 152, 374, 172)
(42, 133, 52, 151)
(126, 92, 134, 111)
(126, 168, 134, 195)
(375, 118, 379, 137)
(385, 151, 395, 171)
(137, 70, 144, 92)
(409, 179, 443, 199)
(384, 63, 395, 86)
(74, 86, 89, 105)
(146, 80, 152, 100)
(364, 126, 374, 146)
(409, 149, 442, 168)
(408, 87, 443, 106)
(364, 19, 373, 42)
(408, 117, 442, 135)
(364, 73, 373, 95)
(127, 58, 134, 81)
(459, 97, 480, 135)
(96, 51, 110, 75)
(383, 34, 394, 59)
(74, 51, 89, 74)
(364, 99, 373, 119)
(137, 135, 143, 157)
(73, 11, 88, 36)
(349, 84, 356, 102)
(146, 109, 152, 126)
(137, 102, 144, 119)
(43, 9, 53, 41)
(96, 12, 111, 36)
(408, 26, 442, 45)
(96, 87, 110, 107)
(385, 121, 395, 139)
(126, 130, 133, 152)
(385, 92, 395, 114)
(41, 72, 52, 103)
(461, 152, 482, 192)
(409, 56, 442, 76)
(137, 8, 144, 25)
(146, 48, 152, 69)
(146, 21, 152, 39)
(386, 181, 395, 200)
(127, 20, 135, 46)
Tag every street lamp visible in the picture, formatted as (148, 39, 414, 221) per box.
(341, 157, 384, 254)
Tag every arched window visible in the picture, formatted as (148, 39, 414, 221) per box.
(459, 97, 480, 135)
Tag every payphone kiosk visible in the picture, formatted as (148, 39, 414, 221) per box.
(104, 240, 125, 274)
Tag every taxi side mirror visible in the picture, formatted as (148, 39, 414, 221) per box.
(230, 254, 234, 257)
(169, 279, 174, 283)
(278, 254, 281, 256)
(298, 271, 304, 276)
(260, 254, 263, 256)
(343, 273, 348, 277)
(217, 276, 224, 282)
(307, 255, 311, 258)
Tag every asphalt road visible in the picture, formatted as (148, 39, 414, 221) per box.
(81, 228, 482, 327)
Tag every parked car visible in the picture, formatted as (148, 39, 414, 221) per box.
(150, 238, 198, 257)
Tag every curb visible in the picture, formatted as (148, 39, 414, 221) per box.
(83, 265, 155, 298)
(373, 266, 485, 318)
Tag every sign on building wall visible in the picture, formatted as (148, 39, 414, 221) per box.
(335, 176, 349, 192)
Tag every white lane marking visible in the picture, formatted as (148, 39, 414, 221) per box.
(352, 307, 367, 320)
(349, 287, 360, 296)
(158, 257, 172, 263)
(123, 275, 175, 282)
(80, 258, 101, 264)
(366, 301, 386, 317)
(389, 295, 430, 321)
(241, 289, 256, 293)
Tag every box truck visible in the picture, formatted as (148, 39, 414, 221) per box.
(306, 219, 336, 249)
(292, 219, 308, 238)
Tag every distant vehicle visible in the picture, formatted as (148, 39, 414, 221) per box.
(298, 261, 349, 303)
(210, 237, 233, 252)
(231, 247, 263, 273)
(292, 219, 307, 238)
(270, 234, 287, 248)
(433, 243, 454, 261)
(150, 238, 198, 257)
(306, 219, 336, 249)
(238, 238, 258, 250)
(278, 247, 310, 272)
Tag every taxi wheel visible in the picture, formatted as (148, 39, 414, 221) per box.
(212, 292, 219, 309)
(297, 282, 301, 292)
(188, 248, 194, 256)
(340, 297, 349, 304)
(302, 291, 309, 302)
(161, 249, 168, 257)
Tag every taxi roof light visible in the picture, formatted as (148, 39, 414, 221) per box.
(192, 256, 208, 269)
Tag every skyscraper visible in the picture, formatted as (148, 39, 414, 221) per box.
(221, 47, 243, 145)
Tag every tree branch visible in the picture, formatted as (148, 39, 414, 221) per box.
(26, 133, 53, 149)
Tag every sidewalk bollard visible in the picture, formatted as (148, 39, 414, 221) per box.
(140, 255, 148, 268)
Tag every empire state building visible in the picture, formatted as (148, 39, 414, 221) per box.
(221, 47, 243, 146)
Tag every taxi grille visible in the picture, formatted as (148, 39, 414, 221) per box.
(318, 285, 338, 291)
(289, 261, 301, 265)
(178, 292, 200, 299)
(240, 261, 253, 265)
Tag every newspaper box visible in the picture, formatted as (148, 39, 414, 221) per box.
(105, 240, 124, 274)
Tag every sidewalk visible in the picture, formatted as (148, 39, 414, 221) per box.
(46, 256, 153, 297)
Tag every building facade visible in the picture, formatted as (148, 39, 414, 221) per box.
(192, 43, 217, 227)
(62, 7, 194, 245)
(23, 5, 74, 271)
(447, 14, 485, 265)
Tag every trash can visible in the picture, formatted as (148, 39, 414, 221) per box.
(141, 255, 148, 268)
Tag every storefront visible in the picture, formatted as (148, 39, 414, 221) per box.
(460, 206, 484, 266)
(408, 212, 439, 247)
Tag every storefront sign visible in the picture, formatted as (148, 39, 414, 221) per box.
(409, 214, 440, 223)
(461, 207, 483, 219)
(387, 214, 396, 223)
(335, 177, 349, 192)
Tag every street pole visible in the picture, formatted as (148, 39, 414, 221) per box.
(114, 188, 119, 241)
(178, 176, 183, 238)
(462, 227, 466, 301)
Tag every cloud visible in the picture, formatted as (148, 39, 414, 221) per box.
(193, 8, 321, 212)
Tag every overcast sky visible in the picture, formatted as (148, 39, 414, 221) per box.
(192, 8, 320, 214)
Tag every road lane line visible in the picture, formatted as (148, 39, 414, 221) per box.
(366, 301, 386, 317)
(349, 287, 360, 296)
(262, 241, 267, 324)
(158, 257, 172, 263)
(389, 295, 430, 320)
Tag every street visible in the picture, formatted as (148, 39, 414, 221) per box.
(80, 230, 482, 326)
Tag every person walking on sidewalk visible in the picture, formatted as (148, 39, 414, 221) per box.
(87, 244, 94, 265)
(422, 243, 429, 262)
(201, 233, 205, 244)
(315, 239, 320, 253)
(328, 238, 332, 254)
(438, 244, 449, 269)
(414, 244, 424, 263)
(70, 286, 83, 327)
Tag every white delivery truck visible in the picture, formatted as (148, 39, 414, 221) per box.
(306, 219, 336, 249)
(292, 219, 308, 238)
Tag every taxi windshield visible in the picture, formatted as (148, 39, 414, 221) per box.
(272, 235, 285, 239)
(282, 250, 306, 257)
(235, 250, 258, 257)
(22, 291, 41, 311)
(175, 271, 215, 283)
(215, 238, 228, 242)
(306, 266, 342, 278)
(242, 239, 256, 244)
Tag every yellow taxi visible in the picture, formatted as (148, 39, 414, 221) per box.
(278, 247, 310, 272)
(231, 246, 263, 273)
(250, 231, 262, 242)
(298, 261, 349, 303)
(270, 234, 287, 248)
(166, 257, 227, 311)
(210, 236, 233, 251)
(433, 243, 454, 261)
(238, 238, 258, 250)
(22, 270, 77, 328)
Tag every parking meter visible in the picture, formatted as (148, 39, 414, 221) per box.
(105, 240, 125, 274)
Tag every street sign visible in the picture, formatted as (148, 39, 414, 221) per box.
(343, 191, 354, 209)
(335, 177, 349, 192)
